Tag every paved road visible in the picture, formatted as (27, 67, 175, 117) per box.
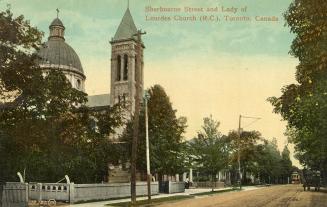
(159, 185, 327, 207)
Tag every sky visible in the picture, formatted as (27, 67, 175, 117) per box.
(1, 0, 301, 166)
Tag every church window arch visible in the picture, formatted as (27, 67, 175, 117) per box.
(77, 79, 81, 89)
(116, 55, 121, 81)
(123, 54, 128, 80)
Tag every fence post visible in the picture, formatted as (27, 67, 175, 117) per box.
(0, 183, 3, 207)
(25, 183, 28, 206)
(37, 183, 42, 202)
(168, 181, 171, 194)
(69, 183, 75, 204)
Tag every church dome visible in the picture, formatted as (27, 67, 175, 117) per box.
(38, 39, 84, 75)
(38, 15, 85, 91)
(38, 16, 85, 77)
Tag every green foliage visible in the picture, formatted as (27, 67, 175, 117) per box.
(121, 85, 187, 177)
(0, 9, 123, 183)
(256, 140, 281, 183)
(280, 146, 293, 181)
(228, 130, 262, 183)
(190, 116, 230, 186)
(227, 130, 293, 184)
(0, 9, 43, 105)
(268, 0, 327, 177)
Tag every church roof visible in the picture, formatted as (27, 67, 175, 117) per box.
(87, 94, 111, 107)
(38, 39, 84, 75)
(113, 8, 137, 41)
(50, 18, 64, 28)
(38, 17, 84, 76)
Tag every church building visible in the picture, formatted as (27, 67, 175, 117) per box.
(87, 8, 145, 117)
(38, 7, 144, 117)
(38, 7, 145, 182)
(38, 15, 86, 92)
(39, 8, 145, 114)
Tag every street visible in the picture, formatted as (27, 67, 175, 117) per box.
(159, 185, 327, 207)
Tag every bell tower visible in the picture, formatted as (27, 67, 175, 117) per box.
(110, 8, 144, 115)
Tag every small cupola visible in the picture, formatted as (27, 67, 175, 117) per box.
(49, 9, 65, 40)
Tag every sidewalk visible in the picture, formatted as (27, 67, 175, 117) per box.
(68, 186, 261, 207)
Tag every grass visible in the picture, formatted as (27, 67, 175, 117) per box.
(74, 195, 149, 204)
(74, 196, 131, 204)
(105, 195, 194, 207)
(190, 188, 237, 196)
(106, 189, 237, 206)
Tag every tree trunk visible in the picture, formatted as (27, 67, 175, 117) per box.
(211, 174, 215, 192)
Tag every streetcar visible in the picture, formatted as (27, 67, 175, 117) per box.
(291, 171, 301, 184)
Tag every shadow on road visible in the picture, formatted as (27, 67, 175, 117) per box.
(305, 187, 327, 194)
(308, 188, 327, 207)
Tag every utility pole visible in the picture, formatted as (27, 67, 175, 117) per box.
(131, 30, 146, 204)
(144, 91, 151, 201)
(237, 115, 261, 190)
(238, 115, 242, 190)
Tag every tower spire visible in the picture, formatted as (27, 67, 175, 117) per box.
(56, 8, 59, 18)
(127, 0, 129, 9)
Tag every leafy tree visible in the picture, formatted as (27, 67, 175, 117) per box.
(0, 9, 123, 183)
(268, 0, 327, 182)
(280, 146, 293, 183)
(191, 116, 230, 191)
(228, 130, 262, 184)
(121, 85, 187, 180)
(0, 8, 43, 106)
(255, 139, 283, 184)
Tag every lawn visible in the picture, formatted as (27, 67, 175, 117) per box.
(106, 195, 194, 207)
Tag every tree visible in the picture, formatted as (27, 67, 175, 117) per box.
(191, 116, 230, 191)
(0, 8, 43, 106)
(280, 146, 293, 183)
(228, 130, 262, 184)
(268, 0, 327, 182)
(121, 85, 187, 180)
(256, 139, 283, 184)
(0, 9, 123, 183)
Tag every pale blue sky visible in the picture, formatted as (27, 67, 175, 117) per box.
(1, 0, 301, 166)
(2, 0, 294, 62)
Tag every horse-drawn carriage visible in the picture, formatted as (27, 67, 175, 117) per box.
(302, 169, 321, 191)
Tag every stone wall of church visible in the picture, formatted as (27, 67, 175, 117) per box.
(110, 40, 144, 116)
(40, 66, 85, 92)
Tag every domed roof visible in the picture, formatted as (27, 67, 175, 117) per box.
(38, 17, 84, 77)
(50, 18, 64, 28)
(38, 39, 84, 75)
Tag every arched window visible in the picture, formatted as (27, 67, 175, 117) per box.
(123, 54, 128, 80)
(77, 79, 81, 89)
(116, 55, 121, 81)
